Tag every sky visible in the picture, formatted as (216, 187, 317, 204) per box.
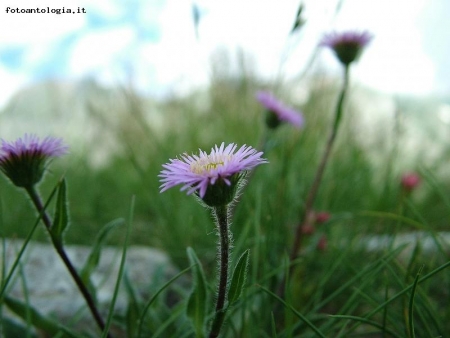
(0, 0, 447, 110)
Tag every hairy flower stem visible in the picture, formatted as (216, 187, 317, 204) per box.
(279, 65, 350, 297)
(209, 205, 230, 338)
(24, 186, 112, 338)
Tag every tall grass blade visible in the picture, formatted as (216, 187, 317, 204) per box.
(123, 272, 140, 338)
(408, 265, 423, 338)
(270, 312, 278, 338)
(364, 260, 450, 320)
(137, 265, 192, 337)
(420, 166, 450, 210)
(151, 303, 186, 338)
(186, 247, 208, 338)
(258, 285, 326, 338)
(4, 296, 81, 338)
(1, 317, 38, 338)
(311, 246, 405, 314)
(0, 182, 59, 299)
(329, 315, 402, 338)
(101, 196, 134, 338)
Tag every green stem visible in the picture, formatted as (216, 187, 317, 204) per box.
(0, 183, 59, 301)
(24, 185, 111, 338)
(209, 205, 230, 338)
(275, 65, 351, 299)
(290, 64, 350, 262)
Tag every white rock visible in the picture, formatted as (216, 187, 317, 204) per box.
(1, 239, 176, 326)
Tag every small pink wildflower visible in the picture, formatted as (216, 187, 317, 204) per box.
(301, 224, 315, 235)
(0, 134, 68, 187)
(256, 91, 304, 129)
(317, 235, 328, 252)
(320, 30, 373, 65)
(315, 211, 331, 224)
(159, 143, 267, 206)
(401, 173, 421, 192)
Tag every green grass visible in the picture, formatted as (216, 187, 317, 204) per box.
(1, 69, 450, 337)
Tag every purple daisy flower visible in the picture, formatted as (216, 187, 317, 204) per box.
(159, 143, 267, 206)
(320, 30, 373, 66)
(0, 134, 68, 187)
(256, 91, 304, 129)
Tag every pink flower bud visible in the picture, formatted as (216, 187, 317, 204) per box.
(317, 235, 328, 252)
(301, 224, 315, 235)
(315, 212, 330, 224)
(401, 173, 420, 191)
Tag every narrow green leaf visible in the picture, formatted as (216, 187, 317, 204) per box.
(270, 312, 278, 338)
(152, 303, 186, 337)
(359, 259, 450, 335)
(311, 245, 406, 314)
(80, 218, 124, 283)
(186, 247, 208, 338)
(419, 166, 450, 210)
(78, 218, 123, 306)
(357, 211, 427, 230)
(330, 315, 402, 338)
(228, 249, 250, 305)
(259, 285, 326, 338)
(0, 182, 60, 300)
(123, 272, 140, 338)
(50, 179, 69, 244)
(101, 197, 134, 338)
(4, 296, 80, 338)
(137, 265, 192, 337)
(408, 265, 424, 338)
(1, 317, 38, 338)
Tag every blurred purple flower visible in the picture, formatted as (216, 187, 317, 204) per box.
(0, 134, 68, 187)
(256, 91, 304, 129)
(159, 143, 267, 206)
(320, 30, 373, 65)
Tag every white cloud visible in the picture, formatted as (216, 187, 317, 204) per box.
(358, 30, 435, 94)
(68, 26, 136, 77)
(316, 0, 436, 94)
(84, 0, 123, 18)
(198, 0, 302, 76)
(0, 66, 29, 108)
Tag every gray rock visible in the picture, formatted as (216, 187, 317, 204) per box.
(361, 231, 450, 253)
(1, 239, 177, 334)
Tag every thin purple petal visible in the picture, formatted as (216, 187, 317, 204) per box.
(320, 30, 373, 49)
(0, 134, 68, 187)
(159, 143, 268, 198)
(0, 134, 69, 159)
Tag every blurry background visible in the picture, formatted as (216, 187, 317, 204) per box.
(0, 0, 449, 261)
(1, 0, 449, 143)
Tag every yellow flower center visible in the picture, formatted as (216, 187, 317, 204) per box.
(204, 161, 224, 170)
(190, 155, 230, 174)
